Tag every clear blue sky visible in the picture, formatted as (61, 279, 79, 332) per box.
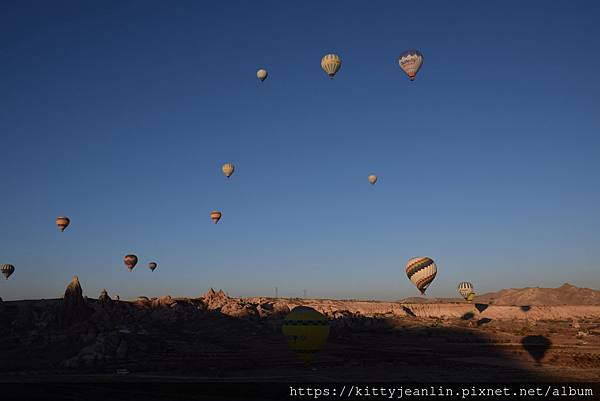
(1, 1, 599, 301)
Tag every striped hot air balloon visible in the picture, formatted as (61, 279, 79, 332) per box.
(210, 211, 222, 224)
(123, 255, 138, 272)
(256, 69, 268, 82)
(55, 216, 70, 232)
(148, 262, 157, 272)
(458, 282, 475, 301)
(398, 49, 424, 81)
(405, 257, 437, 295)
(282, 306, 330, 364)
(222, 163, 235, 178)
(368, 175, 378, 185)
(320, 54, 341, 79)
(1, 264, 15, 280)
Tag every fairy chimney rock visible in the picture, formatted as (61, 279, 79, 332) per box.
(64, 276, 84, 307)
(203, 288, 231, 310)
(99, 288, 112, 303)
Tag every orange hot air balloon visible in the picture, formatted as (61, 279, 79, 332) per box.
(210, 211, 222, 224)
(56, 216, 70, 232)
(222, 163, 235, 178)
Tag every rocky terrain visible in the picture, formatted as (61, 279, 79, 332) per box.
(1, 278, 599, 383)
(475, 283, 600, 306)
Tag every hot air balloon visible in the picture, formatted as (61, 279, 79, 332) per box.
(457, 282, 475, 301)
(148, 262, 157, 272)
(368, 175, 378, 185)
(210, 211, 222, 224)
(56, 216, 70, 232)
(282, 306, 330, 364)
(405, 257, 437, 295)
(1, 264, 15, 280)
(123, 255, 138, 272)
(398, 50, 424, 81)
(222, 163, 235, 178)
(321, 54, 341, 79)
(257, 69, 268, 82)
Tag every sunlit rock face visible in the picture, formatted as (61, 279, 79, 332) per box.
(203, 288, 231, 310)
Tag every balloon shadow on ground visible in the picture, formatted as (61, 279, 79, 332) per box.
(476, 318, 492, 326)
(520, 306, 531, 312)
(461, 312, 475, 320)
(475, 303, 488, 313)
(401, 306, 416, 317)
(521, 335, 552, 366)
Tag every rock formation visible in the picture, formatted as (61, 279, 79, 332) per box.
(203, 288, 230, 310)
(60, 275, 91, 324)
(99, 288, 111, 303)
(476, 283, 600, 306)
(220, 301, 258, 319)
(152, 295, 176, 308)
(64, 276, 84, 306)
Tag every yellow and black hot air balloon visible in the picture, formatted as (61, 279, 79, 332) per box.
(368, 175, 378, 185)
(321, 54, 341, 79)
(123, 254, 138, 272)
(398, 49, 424, 81)
(458, 282, 475, 301)
(256, 69, 268, 82)
(148, 262, 158, 272)
(282, 306, 330, 365)
(405, 257, 437, 295)
(56, 216, 70, 232)
(1, 264, 15, 280)
(222, 163, 235, 178)
(210, 211, 222, 224)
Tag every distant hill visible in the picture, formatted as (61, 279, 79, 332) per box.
(475, 283, 600, 306)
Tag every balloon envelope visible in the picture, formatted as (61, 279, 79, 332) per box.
(457, 282, 475, 300)
(368, 175, 378, 185)
(124, 255, 138, 272)
(148, 262, 157, 272)
(222, 163, 235, 178)
(256, 69, 268, 82)
(56, 216, 70, 232)
(210, 211, 222, 224)
(321, 54, 341, 79)
(398, 50, 424, 80)
(1, 264, 15, 280)
(405, 257, 437, 295)
(282, 306, 330, 364)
